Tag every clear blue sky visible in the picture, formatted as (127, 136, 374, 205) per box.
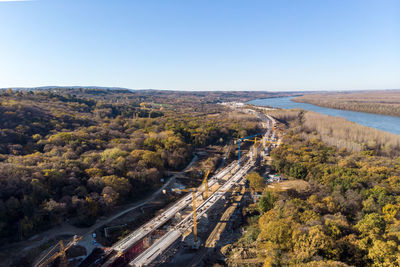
(0, 0, 399, 91)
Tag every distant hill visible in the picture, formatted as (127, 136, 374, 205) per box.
(0, 85, 132, 91)
(0, 86, 305, 102)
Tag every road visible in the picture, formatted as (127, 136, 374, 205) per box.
(107, 160, 239, 254)
(26, 154, 200, 267)
(128, 113, 277, 267)
(78, 154, 200, 253)
(99, 111, 276, 267)
(129, 160, 254, 267)
(89, 154, 199, 234)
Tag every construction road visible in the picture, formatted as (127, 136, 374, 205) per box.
(129, 160, 254, 267)
(101, 159, 241, 266)
(100, 110, 277, 267)
(128, 114, 277, 267)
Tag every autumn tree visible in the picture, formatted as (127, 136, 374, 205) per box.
(246, 172, 265, 192)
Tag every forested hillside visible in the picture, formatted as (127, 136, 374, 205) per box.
(227, 111, 400, 266)
(293, 90, 400, 117)
(0, 88, 262, 243)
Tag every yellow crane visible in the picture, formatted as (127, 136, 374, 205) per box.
(172, 187, 199, 244)
(200, 170, 211, 200)
(34, 235, 82, 267)
(171, 170, 210, 247)
(241, 137, 262, 161)
(264, 140, 280, 145)
(242, 137, 260, 146)
(245, 137, 279, 147)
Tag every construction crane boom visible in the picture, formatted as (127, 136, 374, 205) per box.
(201, 170, 210, 200)
(236, 133, 263, 166)
(264, 140, 280, 144)
(171, 187, 199, 243)
(34, 235, 82, 267)
(172, 169, 211, 245)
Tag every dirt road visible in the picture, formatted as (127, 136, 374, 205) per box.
(1, 155, 199, 267)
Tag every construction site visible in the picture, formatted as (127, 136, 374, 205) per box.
(31, 110, 281, 267)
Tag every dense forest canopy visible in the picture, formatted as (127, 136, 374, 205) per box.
(0, 88, 271, 243)
(227, 109, 400, 267)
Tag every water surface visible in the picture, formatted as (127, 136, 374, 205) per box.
(249, 97, 400, 135)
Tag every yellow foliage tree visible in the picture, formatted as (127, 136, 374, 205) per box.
(247, 172, 265, 192)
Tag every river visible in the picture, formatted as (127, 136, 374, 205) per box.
(249, 97, 400, 135)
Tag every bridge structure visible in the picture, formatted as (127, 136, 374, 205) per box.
(99, 114, 277, 267)
(129, 159, 254, 267)
(101, 160, 241, 266)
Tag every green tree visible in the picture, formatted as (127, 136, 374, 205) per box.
(355, 213, 385, 236)
(258, 191, 275, 213)
(20, 216, 34, 238)
(101, 148, 128, 161)
(289, 163, 308, 179)
(102, 175, 131, 198)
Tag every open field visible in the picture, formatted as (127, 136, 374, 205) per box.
(293, 90, 400, 117)
(267, 179, 310, 193)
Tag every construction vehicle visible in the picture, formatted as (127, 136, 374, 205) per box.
(34, 235, 82, 267)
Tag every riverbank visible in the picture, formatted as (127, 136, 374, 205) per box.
(249, 96, 400, 135)
(293, 90, 400, 117)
